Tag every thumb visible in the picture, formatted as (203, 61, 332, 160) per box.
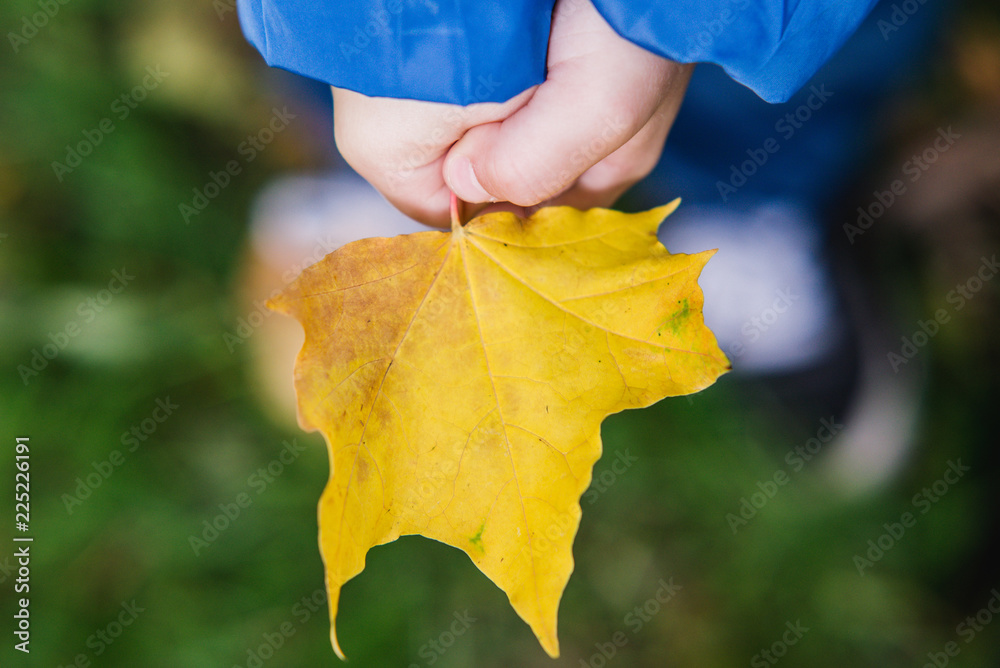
(443, 67, 646, 207)
(443, 0, 682, 207)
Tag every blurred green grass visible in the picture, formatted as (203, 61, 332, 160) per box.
(2, 0, 999, 666)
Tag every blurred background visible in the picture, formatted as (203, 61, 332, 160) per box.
(1, 0, 998, 666)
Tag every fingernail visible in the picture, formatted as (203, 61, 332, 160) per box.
(449, 157, 494, 203)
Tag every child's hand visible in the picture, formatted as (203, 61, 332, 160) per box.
(333, 0, 693, 227)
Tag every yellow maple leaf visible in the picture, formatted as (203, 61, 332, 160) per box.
(268, 200, 729, 659)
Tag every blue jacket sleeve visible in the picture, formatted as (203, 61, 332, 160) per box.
(237, 0, 878, 105)
(591, 0, 880, 103)
(236, 0, 554, 105)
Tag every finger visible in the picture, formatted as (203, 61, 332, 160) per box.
(332, 87, 534, 227)
(546, 71, 692, 211)
(442, 0, 682, 207)
(465, 87, 685, 221)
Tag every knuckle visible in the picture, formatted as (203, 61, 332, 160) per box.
(590, 146, 658, 188)
(489, 149, 577, 206)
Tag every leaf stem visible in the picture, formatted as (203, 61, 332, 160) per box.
(450, 192, 463, 232)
